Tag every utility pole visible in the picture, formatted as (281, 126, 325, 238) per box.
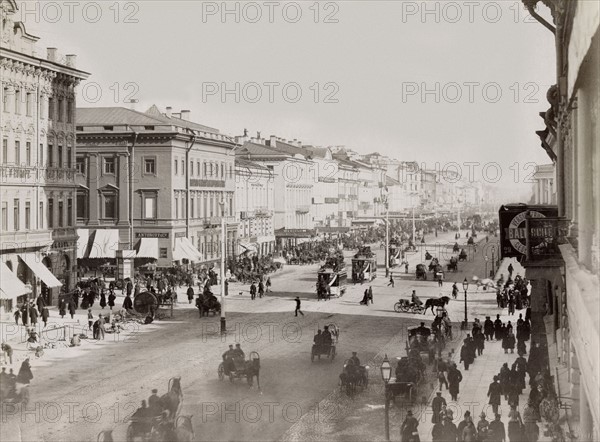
(385, 198, 389, 278)
(220, 208, 226, 335)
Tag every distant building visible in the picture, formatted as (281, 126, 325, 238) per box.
(531, 163, 556, 205)
(234, 157, 275, 255)
(75, 106, 237, 269)
(0, 0, 89, 311)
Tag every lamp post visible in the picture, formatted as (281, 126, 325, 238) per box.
(384, 197, 389, 278)
(461, 278, 469, 330)
(380, 354, 392, 441)
(218, 201, 227, 335)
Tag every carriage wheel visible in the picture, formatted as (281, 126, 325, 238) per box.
(394, 302, 402, 313)
(218, 363, 225, 381)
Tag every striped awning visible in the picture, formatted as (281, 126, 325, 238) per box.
(173, 237, 203, 262)
(77, 229, 90, 258)
(0, 261, 31, 300)
(87, 229, 119, 259)
(18, 253, 62, 288)
(135, 238, 159, 259)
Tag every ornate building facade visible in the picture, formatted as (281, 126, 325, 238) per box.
(0, 0, 89, 311)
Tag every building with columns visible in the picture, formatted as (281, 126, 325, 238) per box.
(0, 0, 89, 311)
(234, 157, 275, 255)
(522, 1, 599, 439)
(75, 106, 237, 269)
(531, 163, 557, 205)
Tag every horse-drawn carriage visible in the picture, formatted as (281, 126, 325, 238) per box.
(458, 249, 468, 261)
(218, 351, 260, 388)
(415, 264, 427, 280)
(125, 377, 192, 442)
(428, 258, 440, 272)
(311, 324, 338, 361)
(196, 290, 221, 317)
(339, 360, 369, 397)
(385, 356, 423, 402)
(447, 256, 458, 272)
(405, 325, 431, 356)
(394, 299, 425, 314)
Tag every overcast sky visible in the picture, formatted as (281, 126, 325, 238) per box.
(19, 0, 557, 197)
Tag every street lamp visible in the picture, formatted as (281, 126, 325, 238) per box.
(380, 354, 392, 441)
(461, 278, 469, 330)
(218, 200, 227, 335)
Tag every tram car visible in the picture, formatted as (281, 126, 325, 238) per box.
(351, 251, 377, 283)
(388, 243, 402, 267)
(317, 267, 347, 297)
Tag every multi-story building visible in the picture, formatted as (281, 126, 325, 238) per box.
(234, 157, 275, 255)
(235, 136, 314, 249)
(335, 157, 359, 227)
(304, 145, 339, 229)
(531, 163, 557, 205)
(75, 106, 237, 269)
(521, 1, 599, 438)
(0, 0, 89, 312)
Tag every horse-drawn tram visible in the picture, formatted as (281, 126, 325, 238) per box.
(351, 246, 377, 283)
(388, 242, 402, 267)
(317, 268, 347, 298)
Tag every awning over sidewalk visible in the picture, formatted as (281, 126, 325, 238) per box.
(77, 229, 90, 258)
(173, 237, 203, 262)
(0, 261, 31, 300)
(18, 253, 62, 288)
(87, 229, 119, 259)
(135, 238, 159, 259)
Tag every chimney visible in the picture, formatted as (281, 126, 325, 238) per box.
(269, 135, 277, 148)
(47, 48, 57, 62)
(65, 54, 77, 67)
(180, 110, 191, 120)
(257, 131, 261, 139)
(296, 140, 302, 147)
(166, 106, 172, 118)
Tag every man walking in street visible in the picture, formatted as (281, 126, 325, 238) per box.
(487, 414, 506, 442)
(294, 297, 304, 317)
(388, 274, 394, 287)
(507, 263, 514, 278)
(447, 363, 463, 401)
(431, 392, 446, 424)
(484, 316, 494, 341)
(487, 376, 502, 415)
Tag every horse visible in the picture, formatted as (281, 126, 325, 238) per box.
(424, 296, 450, 315)
(244, 356, 261, 389)
(159, 377, 183, 419)
(175, 415, 194, 442)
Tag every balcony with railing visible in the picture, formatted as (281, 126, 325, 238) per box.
(295, 205, 310, 214)
(203, 215, 237, 227)
(0, 165, 37, 184)
(45, 167, 76, 184)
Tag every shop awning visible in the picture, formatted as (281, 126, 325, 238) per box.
(0, 261, 31, 300)
(173, 237, 203, 262)
(77, 229, 90, 258)
(135, 238, 159, 259)
(18, 253, 62, 288)
(87, 229, 119, 259)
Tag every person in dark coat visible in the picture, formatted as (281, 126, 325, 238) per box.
(13, 309, 21, 325)
(400, 409, 420, 442)
(21, 305, 28, 326)
(431, 392, 446, 423)
(108, 292, 116, 310)
(99, 290, 107, 309)
(494, 315, 503, 340)
(126, 279, 133, 297)
(487, 376, 502, 415)
(123, 295, 133, 311)
(58, 298, 66, 318)
(250, 282, 257, 300)
(447, 363, 463, 402)
(487, 414, 506, 442)
(502, 330, 516, 353)
(29, 305, 38, 326)
(186, 285, 195, 304)
(258, 281, 265, 298)
(474, 329, 485, 356)
(499, 363, 511, 400)
(441, 417, 458, 442)
(457, 411, 472, 441)
(68, 299, 76, 319)
(41, 307, 49, 327)
(16, 358, 33, 384)
(460, 338, 474, 370)
(36, 295, 46, 315)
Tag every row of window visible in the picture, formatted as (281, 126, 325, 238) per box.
(175, 157, 233, 179)
(0, 198, 73, 232)
(76, 191, 118, 221)
(1, 139, 73, 169)
(174, 192, 234, 219)
(2, 88, 73, 123)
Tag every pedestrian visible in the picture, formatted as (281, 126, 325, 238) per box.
(400, 409, 420, 442)
(294, 297, 304, 317)
(487, 414, 506, 442)
(266, 277, 272, 292)
(522, 399, 540, 442)
(1, 341, 13, 365)
(258, 281, 265, 298)
(123, 294, 133, 311)
(13, 308, 21, 325)
(507, 263, 514, 278)
(457, 411, 472, 441)
(461, 416, 478, 442)
(108, 292, 116, 311)
(126, 279, 133, 297)
(100, 290, 107, 309)
(437, 271, 444, 287)
(29, 305, 38, 326)
(250, 282, 257, 300)
(487, 376, 502, 415)
(494, 315, 503, 340)
(16, 358, 33, 384)
(503, 330, 516, 354)
(94, 314, 106, 340)
(474, 329, 485, 356)
(442, 417, 458, 442)
(388, 274, 395, 287)
(58, 297, 66, 318)
(437, 360, 449, 392)
(452, 282, 458, 299)
(68, 298, 76, 319)
(447, 363, 463, 401)
(507, 405, 524, 442)
(477, 412, 490, 442)
(36, 295, 45, 315)
(405, 262, 409, 274)
(431, 392, 446, 424)
(187, 285, 195, 304)
(87, 308, 94, 330)
(41, 307, 49, 327)
(368, 286, 373, 304)
(460, 338, 474, 370)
